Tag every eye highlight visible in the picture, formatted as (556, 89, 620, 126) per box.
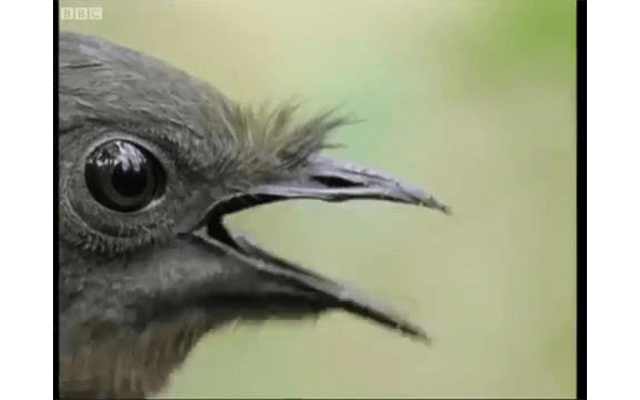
(85, 140, 166, 212)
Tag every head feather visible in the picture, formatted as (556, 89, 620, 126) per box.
(202, 100, 357, 181)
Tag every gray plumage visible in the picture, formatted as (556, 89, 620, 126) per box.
(58, 31, 449, 398)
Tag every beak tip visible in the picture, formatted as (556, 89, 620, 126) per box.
(405, 325, 433, 346)
(416, 194, 451, 216)
(393, 318, 432, 345)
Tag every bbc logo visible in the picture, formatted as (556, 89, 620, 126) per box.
(60, 7, 103, 20)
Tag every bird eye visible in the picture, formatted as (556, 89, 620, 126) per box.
(85, 140, 166, 212)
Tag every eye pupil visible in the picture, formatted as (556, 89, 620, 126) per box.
(85, 140, 165, 212)
(111, 163, 148, 198)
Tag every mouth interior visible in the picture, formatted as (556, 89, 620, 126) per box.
(202, 174, 364, 253)
(204, 194, 285, 253)
(199, 190, 433, 344)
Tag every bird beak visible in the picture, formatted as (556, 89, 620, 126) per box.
(168, 155, 449, 343)
(247, 155, 450, 212)
(186, 155, 449, 230)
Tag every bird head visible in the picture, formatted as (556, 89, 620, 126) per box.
(58, 31, 449, 397)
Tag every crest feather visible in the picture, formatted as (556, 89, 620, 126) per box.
(223, 101, 356, 176)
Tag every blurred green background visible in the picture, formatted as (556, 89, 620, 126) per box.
(60, 0, 576, 397)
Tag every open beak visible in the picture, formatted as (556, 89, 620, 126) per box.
(171, 155, 449, 344)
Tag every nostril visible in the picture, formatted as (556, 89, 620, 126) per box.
(311, 176, 364, 188)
